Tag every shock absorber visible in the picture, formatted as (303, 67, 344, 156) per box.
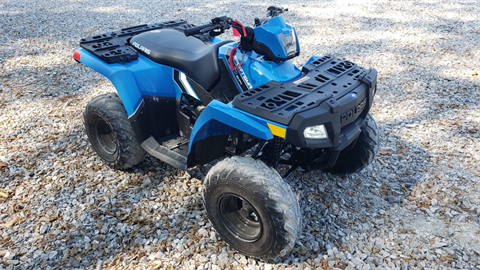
(261, 137, 285, 168)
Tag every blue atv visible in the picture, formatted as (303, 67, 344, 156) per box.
(74, 6, 379, 259)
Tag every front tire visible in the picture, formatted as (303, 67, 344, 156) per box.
(324, 113, 379, 174)
(203, 156, 301, 260)
(83, 93, 146, 170)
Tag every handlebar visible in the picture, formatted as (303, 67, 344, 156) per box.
(184, 23, 214, 36)
(184, 7, 289, 38)
(183, 6, 289, 65)
(184, 16, 232, 37)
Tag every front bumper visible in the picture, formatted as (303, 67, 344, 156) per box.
(286, 68, 377, 150)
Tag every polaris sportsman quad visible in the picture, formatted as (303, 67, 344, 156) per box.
(74, 6, 379, 259)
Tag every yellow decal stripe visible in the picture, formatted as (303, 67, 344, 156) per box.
(267, 123, 286, 138)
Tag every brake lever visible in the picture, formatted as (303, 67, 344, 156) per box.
(211, 16, 232, 30)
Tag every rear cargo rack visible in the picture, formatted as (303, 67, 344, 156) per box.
(79, 20, 194, 63)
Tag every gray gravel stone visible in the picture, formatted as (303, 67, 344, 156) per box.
(387, 195, 401, 204)
(197, 228, 209, 237)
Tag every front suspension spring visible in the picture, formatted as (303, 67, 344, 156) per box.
(261, 136, 285, 168)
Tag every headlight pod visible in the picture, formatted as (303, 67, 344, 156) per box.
(251, 17, 300, 61)
(303, 125, 329, 140)
(278, 30, 297, 57)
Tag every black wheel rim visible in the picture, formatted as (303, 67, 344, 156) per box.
(93, 117, 117, 155)
(218, 194, 262, 242)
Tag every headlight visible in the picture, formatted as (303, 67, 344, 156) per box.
(278, 31, 297, 56)
(304, 125, 328, 140)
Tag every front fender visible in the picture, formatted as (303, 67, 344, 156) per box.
(189, 100, 276, 151)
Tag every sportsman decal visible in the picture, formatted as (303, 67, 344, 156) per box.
(233, 55, 252, 90)
(225, 53, 251, 92)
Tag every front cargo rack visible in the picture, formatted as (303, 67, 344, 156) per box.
(79, 20, 194, 64)
(232, 55, 374, 125)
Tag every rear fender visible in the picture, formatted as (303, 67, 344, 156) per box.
(76, 48, 176, 115)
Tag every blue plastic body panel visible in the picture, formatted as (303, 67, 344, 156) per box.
(303, 55, 321, 67)
(78, 48, 177, 116)
(218, 44, 302, 91)
(189, 100, 286, 151)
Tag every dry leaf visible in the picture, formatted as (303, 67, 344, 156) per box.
(378, 148, 392, 155)
(2, 215, 20, 227)
(0, 162, 7, 168)
(0, 189, 8, 198)
(440, 255, 454, 262)
(152, 261, 163, 270)
(58, 95, 71, 101)
(320, 257, 330, 270)
(97, 220, 104, 230)
(48, 213, 60, 222)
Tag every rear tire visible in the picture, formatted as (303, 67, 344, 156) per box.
(203, 156, 301, 260)
(324, 113, 379, 175)
(83, 93, 146, 170)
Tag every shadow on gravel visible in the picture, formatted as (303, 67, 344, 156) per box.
(0, 62, 99, 99)
(285, 126, 479, 267)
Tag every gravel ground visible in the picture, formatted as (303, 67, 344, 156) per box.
(1, 0, 479, 269)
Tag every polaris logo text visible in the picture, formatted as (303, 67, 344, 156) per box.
(341, 98, 366, 123)
(132, 42, 151, 55)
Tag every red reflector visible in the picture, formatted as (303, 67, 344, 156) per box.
(73, 50, 81, 61)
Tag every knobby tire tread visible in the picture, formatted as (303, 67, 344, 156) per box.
(84, 93, 146, 170)
(325, 113, 379, 175)
(203, 156, 301, 260)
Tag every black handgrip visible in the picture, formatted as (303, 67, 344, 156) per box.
(184, 23, 213, 36)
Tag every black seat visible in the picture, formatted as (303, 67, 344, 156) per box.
(130, 29, 232, 90)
